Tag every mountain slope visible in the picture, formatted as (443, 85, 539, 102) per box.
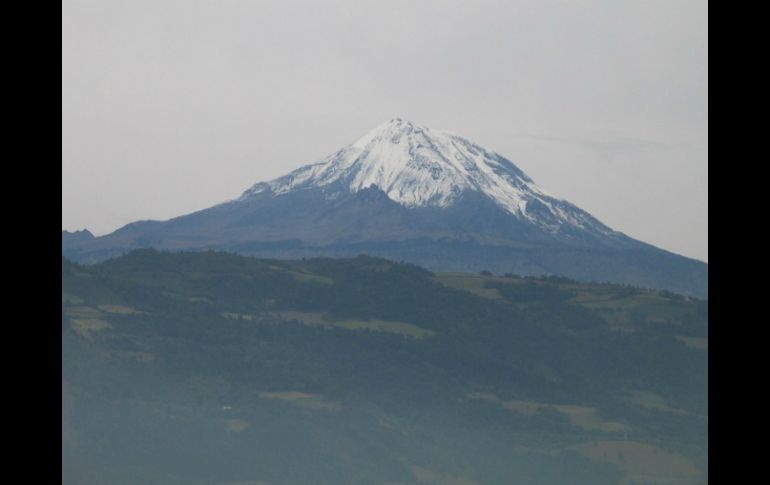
(62, 118, 707, 297)
(239, 118, 621, 243)
(62, 250, 708, 485)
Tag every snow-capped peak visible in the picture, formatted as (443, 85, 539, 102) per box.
(239, 118, 613, 235)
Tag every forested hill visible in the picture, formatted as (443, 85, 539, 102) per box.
(62, 249, 707, 485)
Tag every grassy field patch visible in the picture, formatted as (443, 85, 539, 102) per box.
(65, 306, 103, 318)
(98, 304, 142, 314)
(221, 312, 257, 321)
(624, 390, 688, 415)
(332, 318, 435, 338)
(676, 336, 708, 350)
(70, 318, 111, 340)
(272, 311, 436, 338)
(570, 290, 698, 328)
(468, 393, 627, 433)
(258, 391, 341, 411)
(568, 440, 702, 485)
(61, 292, 84, 305)
(225, 419, 250, 433)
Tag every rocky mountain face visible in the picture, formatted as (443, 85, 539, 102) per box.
(62, 119, 707, 297)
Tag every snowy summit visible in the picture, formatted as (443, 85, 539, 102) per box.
(240, 118, 613, 235)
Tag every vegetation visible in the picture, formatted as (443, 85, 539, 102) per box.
(62, 250, 707, 485)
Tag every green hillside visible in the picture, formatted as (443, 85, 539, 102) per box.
(62, 249, 707, 485)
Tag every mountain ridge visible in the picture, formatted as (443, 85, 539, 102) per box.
(62, 118, 707, 297)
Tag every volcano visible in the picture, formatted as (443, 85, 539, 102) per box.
(62, 118, 707, 297)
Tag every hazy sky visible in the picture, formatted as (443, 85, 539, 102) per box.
(62, 0, 707, 262)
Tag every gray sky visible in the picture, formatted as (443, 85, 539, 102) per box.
(62, 0, 707, 262)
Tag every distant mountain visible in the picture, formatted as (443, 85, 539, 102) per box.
(62, 229, 94, 245)
(62, 118, 707, 297)
(63, 250, 708, 485)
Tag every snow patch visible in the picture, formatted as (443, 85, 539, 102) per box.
(239, 118, 615, 236)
